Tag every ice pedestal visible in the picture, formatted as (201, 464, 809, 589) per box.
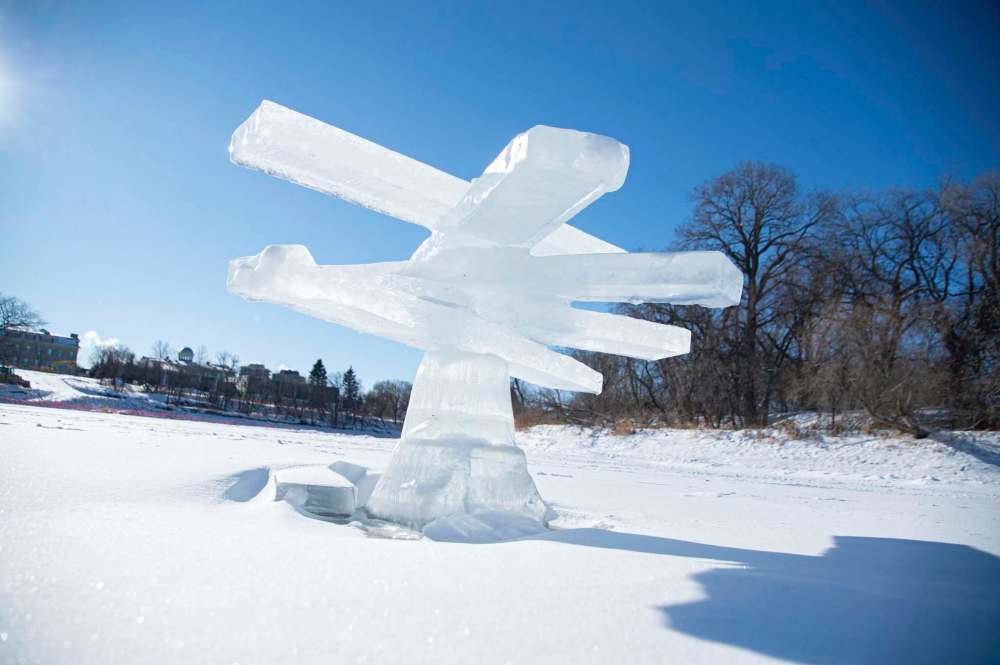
(365, 351, 547, 528)
(364, 438, 547, 528)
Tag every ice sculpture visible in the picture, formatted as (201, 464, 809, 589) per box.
(227, 101, 742, 528)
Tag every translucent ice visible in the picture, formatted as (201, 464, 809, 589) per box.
(401, 351, 516, 444)
(228, 100, 620, 257)
(363, 351, 549, 527)
(275, 466, 356, 517)
(422, 511, 549, 544)
(227, 101, 743, 528)
(364, 437, 548, 528)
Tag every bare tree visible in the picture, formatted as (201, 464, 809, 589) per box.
(195, 345, 210, 364)
(0, 294, 47, 365)
(931, 173, 1000, 427)
(654, 162, 838, 426)
(90, 344, 136, 385)
(215, 350, 240, 372)
(152, 339, 173, 361)
(0, 294, 46, 332)
(366, 380, 412, 424)
(560, 168, 998, 435)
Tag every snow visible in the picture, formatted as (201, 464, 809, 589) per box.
(0, 368, 150, 405)
(2, 403, 998, 664)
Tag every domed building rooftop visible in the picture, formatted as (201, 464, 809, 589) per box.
(178, 347, 194, 363)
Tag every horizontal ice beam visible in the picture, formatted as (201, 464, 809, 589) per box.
(537, 250, 744, 307)
(408, 248, 744, 308)
(230, 101, 625, 255)
(517, 307, 692, 360)
(436, 125, 630, 248)
(229, 100, 469, 228)
(227, 244, 603, 393)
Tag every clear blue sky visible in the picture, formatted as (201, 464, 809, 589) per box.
(1, 1, 997, 387)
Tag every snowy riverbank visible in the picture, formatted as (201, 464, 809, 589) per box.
(2, 403, 998, 664)
(0, 368, 396, 435)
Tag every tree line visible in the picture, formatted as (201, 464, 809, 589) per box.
(87, 341, 412, 429)
(514, 165, 998, 436)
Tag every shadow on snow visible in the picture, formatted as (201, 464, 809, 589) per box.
(524, 528, 1000, 665)
(221, 464, 999, 663)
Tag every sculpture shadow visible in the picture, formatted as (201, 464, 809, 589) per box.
(223, 466, 271, 502)
(525, 529, 1000, 664)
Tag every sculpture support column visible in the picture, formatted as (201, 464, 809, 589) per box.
(402, 350, 515, 444)
(365, 351, 548, 528)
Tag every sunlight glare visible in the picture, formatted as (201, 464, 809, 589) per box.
(0, 51, 19, 128)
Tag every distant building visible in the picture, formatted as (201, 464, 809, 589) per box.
(272, 368, 307, 400)
(237, 363, 270, 392)
(0, 328, 80, 373)
(239, 363, 270, 381)
(274, 369, 306, 385)
(136, 345, 233, 393)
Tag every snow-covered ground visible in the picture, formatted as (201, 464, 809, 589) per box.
(2, 402, 998, 664)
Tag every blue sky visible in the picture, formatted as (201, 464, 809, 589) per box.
(1, 1, 997, 387)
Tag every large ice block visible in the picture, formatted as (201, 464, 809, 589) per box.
(364, 438, 547, 528)
(226, 101, 744, 530)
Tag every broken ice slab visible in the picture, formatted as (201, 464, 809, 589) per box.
(328, 460, 381, 508)
(275, 465, 356, 517)
(423, 511, 548, 544)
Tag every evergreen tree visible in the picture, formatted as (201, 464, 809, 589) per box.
(342, 366, 361, 410)
(308, 358, 328, 386)
(307, 359, 330, 418)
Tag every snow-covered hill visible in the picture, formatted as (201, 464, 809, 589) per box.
(0, 368, 396, 434)
(0, 368, 160, 407)
(1, 403, 998, 664)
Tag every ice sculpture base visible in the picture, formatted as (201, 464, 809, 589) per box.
(364, 437, 548, 529)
